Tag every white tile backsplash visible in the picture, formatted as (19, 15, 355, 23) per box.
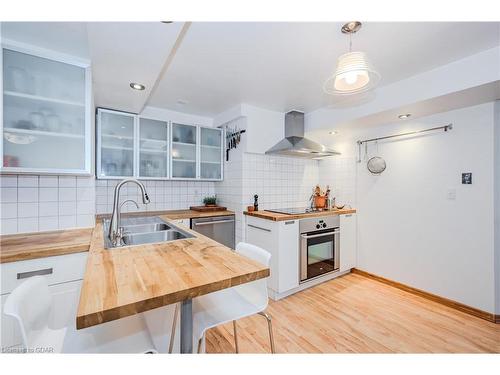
(39, 176, 58, 187)
(18, 202, 38, 218)
(1, 187, 17, 203)
(18, 175, 39, 187)
(0, 155, 354, 236)
(39, 187, 58, 202)
(18, 188, 38, 202)
(0, 175, 95, 234)
(2, 203, 17, 219)
(93, 179, 216, 214)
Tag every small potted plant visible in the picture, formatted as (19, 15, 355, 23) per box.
(203, 195, 217, 207)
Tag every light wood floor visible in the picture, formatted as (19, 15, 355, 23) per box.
(205, 273, 500, 353)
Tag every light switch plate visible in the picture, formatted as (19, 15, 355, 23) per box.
(462, 173, 472, 184)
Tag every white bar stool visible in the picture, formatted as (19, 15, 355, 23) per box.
(170, 242, 275, 353)
(4, 276, 157, 353)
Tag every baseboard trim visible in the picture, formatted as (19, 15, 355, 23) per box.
(351, 268, 499, 324)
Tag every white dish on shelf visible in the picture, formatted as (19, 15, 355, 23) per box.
(4, 131, 37, 145)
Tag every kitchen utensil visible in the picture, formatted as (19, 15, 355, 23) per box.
(314, 195, 326, 208)
(366, 141, 386, 175)
(335, 204, 346, 209)
(367, 156, 386, 174)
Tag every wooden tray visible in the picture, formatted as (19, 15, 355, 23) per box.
(189, 205, 227, 212)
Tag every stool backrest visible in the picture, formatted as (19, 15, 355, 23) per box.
(3, 276, 52, 348)
(234, 242, 271, 310)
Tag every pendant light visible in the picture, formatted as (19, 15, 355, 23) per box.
(323, 21, 380, 95)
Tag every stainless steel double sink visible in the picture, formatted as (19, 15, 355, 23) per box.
(102, 216, 194, 249)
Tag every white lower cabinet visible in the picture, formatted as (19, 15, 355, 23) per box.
(0, 252, 87, 349)
(245, 216, 299, 295)
(340, 213, 357, 272)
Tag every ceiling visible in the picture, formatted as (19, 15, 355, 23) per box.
(2, 22, 499, 117)
(149, 22, 500, 116)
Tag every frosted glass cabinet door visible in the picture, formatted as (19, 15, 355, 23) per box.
(139, 118, 168, 178)
(2, 48, 88, 172)
(98, 110, 135, 177)
(171, 123, 197, 179)
(200, 127, 222, 180)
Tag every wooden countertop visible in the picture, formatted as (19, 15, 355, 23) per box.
(76, 215, 269, 330)
(0, 210, 235, 264)
(0, 228, 94, 264)
(244, 208, 356, 221)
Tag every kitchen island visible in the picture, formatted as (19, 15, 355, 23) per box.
(76, 215, 269, 353)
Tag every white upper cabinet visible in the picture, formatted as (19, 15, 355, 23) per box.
(1, 45, 92, 175)
(200, 127, 223, 180)
(97, 109, 135, 178)
(96, 109, 223, 181)
(170, 123, 197, 179)
(139, 117, 169, 179)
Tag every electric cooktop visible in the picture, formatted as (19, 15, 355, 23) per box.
(265, 207, 330, 215)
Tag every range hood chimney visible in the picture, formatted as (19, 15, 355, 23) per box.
(265, 111, 340, 158)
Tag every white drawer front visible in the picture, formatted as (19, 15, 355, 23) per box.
(0, 252, 87, 295)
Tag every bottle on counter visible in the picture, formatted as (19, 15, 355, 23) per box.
(253, 194, 259, 211)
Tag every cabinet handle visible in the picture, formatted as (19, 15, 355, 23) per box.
(194, 219, 235, 226)
(17, 268, 53, 279)
(284, 221, 295, 225)
(345, 214, 352, 217)
(247, 224, 271, 232)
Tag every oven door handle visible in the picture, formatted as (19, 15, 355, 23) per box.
(300, 230, 340, 239)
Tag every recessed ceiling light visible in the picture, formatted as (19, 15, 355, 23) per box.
(176, 99, 188, 106)
(398, 113, 411, 119)
(130, 82, 145, 91)
(329, 131, 338, 135)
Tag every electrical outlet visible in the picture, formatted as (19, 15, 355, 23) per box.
(447, 188, 456, 200)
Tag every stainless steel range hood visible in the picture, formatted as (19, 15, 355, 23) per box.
(265, 111, 340, 158)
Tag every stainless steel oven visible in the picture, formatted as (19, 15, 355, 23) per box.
(300, 216, 340, 282)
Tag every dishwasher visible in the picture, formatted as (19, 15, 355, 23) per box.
(191, 215, 235, 249)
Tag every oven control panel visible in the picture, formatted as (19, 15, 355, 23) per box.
(299, 215, 340, 233)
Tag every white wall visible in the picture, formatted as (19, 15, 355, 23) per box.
(320, 102, 497, 313)
(214, 103, 284, 154)
(494, 100, 500, 314)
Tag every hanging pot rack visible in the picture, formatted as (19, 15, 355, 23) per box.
(356, 123, 453, 163)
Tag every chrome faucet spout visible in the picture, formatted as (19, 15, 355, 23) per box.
(108, 179, 150, 245)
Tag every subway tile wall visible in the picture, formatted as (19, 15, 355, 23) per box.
(0, 175, 95, 235)
(318, 156, 357, 208)
(215, 151, 321, 244)
(95, 180, 216, 215)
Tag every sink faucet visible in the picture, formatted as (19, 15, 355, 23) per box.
(108, 179, 150, 245)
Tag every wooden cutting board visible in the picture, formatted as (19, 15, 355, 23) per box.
(190, 205, 227, 212)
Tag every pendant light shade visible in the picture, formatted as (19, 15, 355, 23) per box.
(323, 22, 381, 96)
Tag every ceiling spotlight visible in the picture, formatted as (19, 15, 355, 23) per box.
(329, 131, 338, 135)
(130, 82, 145, 91)
(398, 113, 411, 119)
